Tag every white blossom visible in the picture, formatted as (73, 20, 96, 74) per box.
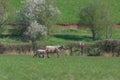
(24, 20, 47, 40)
(24, 0, 60, 22)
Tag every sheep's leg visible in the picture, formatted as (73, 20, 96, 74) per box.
(33, 54, 36, 58)
(33, 51, 37, 58)
(46, 52, 50, 58)
(33, 54, 35, 58)
(56, 49, 60, 58)
(42, 54, 44, 58)
(56, 52, 60, 58)
(38, 54, 40, 58)
(36, 51, 40, 58)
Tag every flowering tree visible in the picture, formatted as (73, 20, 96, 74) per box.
(18, 0, 60, 35)
(24, 20, 47, 50)
(18, 0, 60, 50)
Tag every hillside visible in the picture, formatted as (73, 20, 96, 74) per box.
(0, 0, 119, 45)
(7, 0, 24, 23)
(8, 0, 120, 24)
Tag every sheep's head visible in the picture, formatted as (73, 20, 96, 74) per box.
(58, 45, 66, 50)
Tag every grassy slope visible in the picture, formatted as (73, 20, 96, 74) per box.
(56, 0, 120, 24)
(0, 0, 119, 45)
(0, 25, 120, 45)
(7, 0, 24, 23)
(112, 27, 120, 39)
(0, 26, 92, 45)
(7, 0, 120, 24)
(0, 55, 120, 80)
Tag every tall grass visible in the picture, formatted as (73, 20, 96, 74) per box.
(0, 55, 120, 80)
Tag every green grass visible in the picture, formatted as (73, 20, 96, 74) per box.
(0, 25, 92, 45)
(6, 0, 120, 24)
(0, 25, 120, 45)
(0, 55, 120, 80)
(7, 0, 24, 23)
(0, 37, 27, 44)
(112, 27, 120, 39)
(55, 0, 120, 24)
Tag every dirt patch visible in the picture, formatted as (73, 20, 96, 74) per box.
(6, 24, 26, 29)
(56, 24, 120, 29)
(115, 24, 120, 28)
(5, 24, 120, 29)
(56, 24, 78, 29)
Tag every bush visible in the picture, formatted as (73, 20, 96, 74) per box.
(0, 43, 6, 53)
(65, 40, 120, 56)
(0, 43, 44, 54)
(65, 42, 89, 56)
(95, 40, 120, 56)
(0, 40, 120, 56)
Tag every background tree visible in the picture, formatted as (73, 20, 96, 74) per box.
(78, 2, 114, 40)
(36, 0, 60, 35)
(24, 20, 47, 51)
(17, 0, 60, 35)
(19, 0, 60, 50)
(0, 0, 9, 28)
(15, 8, 30, 34)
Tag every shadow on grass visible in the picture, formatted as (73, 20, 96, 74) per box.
(54, 34, 92, 41)
(0, 35, 26, 42)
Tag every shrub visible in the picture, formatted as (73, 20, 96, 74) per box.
(95, 40, 120, 56)
(65, 42, 89, 56)
(0, 43, 6, 53)
(0, 43, 44, 54)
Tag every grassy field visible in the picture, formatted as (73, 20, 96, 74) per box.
(0, 25, 120, 45)
(0, 0, 119, 45)
(55, 0, 120, 24)
(1, 1, 119, 80)
(0, 55, 120, 80)
(7, 0, 120, 24)
(7, 0, 24, 23)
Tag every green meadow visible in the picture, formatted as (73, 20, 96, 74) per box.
(0, 0, 120, 80)
(1, 25, 120, 45)
(8, 0, 120, 24)
(0, 55, 120, 80)
(1, 0, 118, 45)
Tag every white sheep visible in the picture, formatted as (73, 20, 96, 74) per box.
(45, 45, 64, 58)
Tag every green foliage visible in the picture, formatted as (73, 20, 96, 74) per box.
(78, 2, 114, 40)
(0, 55, 120, 80)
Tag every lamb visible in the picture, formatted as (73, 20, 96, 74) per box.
(33, 49, 46, 58)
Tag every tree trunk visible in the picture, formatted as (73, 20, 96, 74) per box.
(47, 28, 50, 36)
(91, 29, 96, 41)
(31, 40, 37, 51)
